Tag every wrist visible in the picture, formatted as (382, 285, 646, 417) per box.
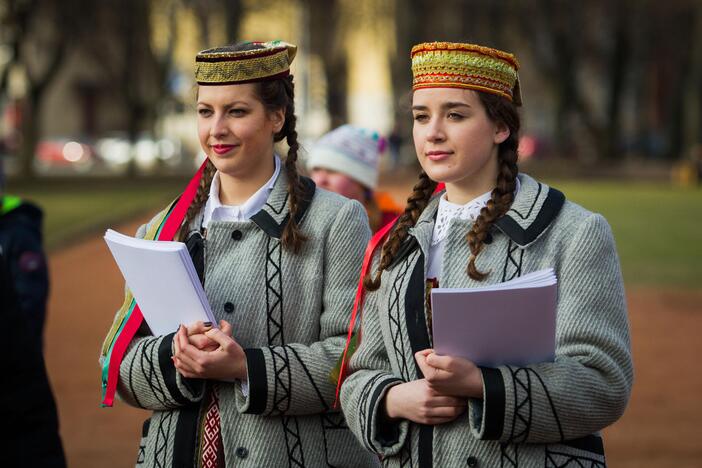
(383, 385, 401, 420)
(467, 368, 485, 399)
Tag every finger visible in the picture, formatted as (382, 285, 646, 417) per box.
(219, 320, 233, 337)
(418, 361, 445, 383)
(189, 334, 218, 350)
(186, 320, 214, 336)
(174, 353, 201, 375)
(173, 328, 181, 355)
(424, 404, 465, 418)
(205, 327, 234, 349)
(178, 332, 212, 364)
(427, 396, 467, 407)
(175, 324, 189, 355)
(415, 349, 433, 359)
(415, 353, 434, 377)
(427, 353, 476, 373)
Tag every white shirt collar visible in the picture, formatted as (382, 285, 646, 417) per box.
(431, 177, 521, 246)
(202, 155, 281, 228)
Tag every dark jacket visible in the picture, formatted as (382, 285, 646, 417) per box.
(0, 196, 49, 345)
(0, 197, 65, 467)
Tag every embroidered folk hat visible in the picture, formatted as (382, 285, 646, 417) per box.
(306, 125, 387, 190)
(195, 40, 297, 85)
(411, 42, 522, 105)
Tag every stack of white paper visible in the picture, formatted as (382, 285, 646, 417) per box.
(430, 268, 557, 367)
(104, 229, 216, 335)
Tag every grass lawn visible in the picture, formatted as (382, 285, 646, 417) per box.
(8, 178, 186, 251)
(546, 180, 702, 289)
(6, 177, 701, 288)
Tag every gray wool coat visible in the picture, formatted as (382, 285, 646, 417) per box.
(340, 174, 633, 468)
(107, 174, 380, 468)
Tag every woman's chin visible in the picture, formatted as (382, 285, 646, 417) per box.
(423, 167, 455, 185)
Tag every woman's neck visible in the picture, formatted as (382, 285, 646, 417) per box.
(218, 154, 276, 206)
(444, 179, 495, 206)
(444, 163, 498, 205)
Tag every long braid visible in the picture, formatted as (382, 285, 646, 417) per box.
(176, 158, 216, 241)
(363, 171, 437, 291)
(279, 76, 308, 253)
(466, 132, 519, 280)
(466, 92, 521, 280)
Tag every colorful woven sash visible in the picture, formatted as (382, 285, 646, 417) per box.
(100, 160, 207, 407)
(333, 183, 444, 407)
(333, 216, 396, 407)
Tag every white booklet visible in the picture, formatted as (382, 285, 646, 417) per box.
(104, 229, 216, 335)
(430, 268, 557, 367)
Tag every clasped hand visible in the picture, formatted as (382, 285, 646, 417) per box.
(172, 320, 247, 381)
(383, 349, 484, 425)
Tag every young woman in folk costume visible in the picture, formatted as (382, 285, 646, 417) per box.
(100, 41, 380, 468)
(339, 42, 633, 467)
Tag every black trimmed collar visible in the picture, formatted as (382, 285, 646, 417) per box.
(493, 174, 565, 247)
(250, 173, 316, 239)
(401, 174, 565, 263)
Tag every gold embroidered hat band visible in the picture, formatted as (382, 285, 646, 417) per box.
(195, 40, 297, 85)
(411, 42, 522, 105)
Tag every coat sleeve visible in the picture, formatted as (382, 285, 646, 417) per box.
(235, 199, 371, 416)
(339, 275, 409, 457)
(468, 213, 633, 444)
(6, 218, 48, 344)
(102, 216, 205, 411)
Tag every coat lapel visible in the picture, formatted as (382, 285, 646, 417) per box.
(250, 173, 316, 239)
(494, 174, 565, 248)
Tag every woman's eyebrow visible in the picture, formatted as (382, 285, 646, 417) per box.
(411, 102, 471, 111)
(196, 100, 251, 108)
(442, 102, 471, 110)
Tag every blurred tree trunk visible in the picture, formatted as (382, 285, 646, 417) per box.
(3, 0, 77, 179)
(19, 40, 67, 178)
(389, 0, 426, 163)
(224, 0, 243, 43)
(664, 4, 697, 160)
(307, 0, 347, 128)
(603, 0, 630, 160)
(0, 0, 34, 97)
(518, 0, 635, 161)
(115, 0, 182, 176)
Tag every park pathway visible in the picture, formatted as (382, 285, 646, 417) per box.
(43, 216, 701, 467)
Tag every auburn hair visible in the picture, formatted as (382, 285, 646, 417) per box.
(177, 43, 307, 253)
(364, 91, 520, 290)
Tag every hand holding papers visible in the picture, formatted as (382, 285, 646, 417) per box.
(104, 229, 216, 335)
(430, 268, 557, 367)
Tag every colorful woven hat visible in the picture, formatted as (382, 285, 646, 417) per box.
(411, 42, 522, 105)
(195, 40, 297, 85)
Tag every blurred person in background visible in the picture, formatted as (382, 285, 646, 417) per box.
(0, 158, 66, 467)
(307, 124, 402, 232)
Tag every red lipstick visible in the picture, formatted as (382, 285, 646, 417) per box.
(212, 144, 236, 155)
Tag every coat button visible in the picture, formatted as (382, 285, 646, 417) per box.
(231, 230, 243, 241)
(467, 456, 478, 467)
(235, 447, 248, 459)
(223, 302, 235, 314)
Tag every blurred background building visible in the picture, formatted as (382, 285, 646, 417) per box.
(1, 0, 701, 181)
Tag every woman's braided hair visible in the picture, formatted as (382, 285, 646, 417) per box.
(177, 43, 307, 253)
(363, 91, 520, 291)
